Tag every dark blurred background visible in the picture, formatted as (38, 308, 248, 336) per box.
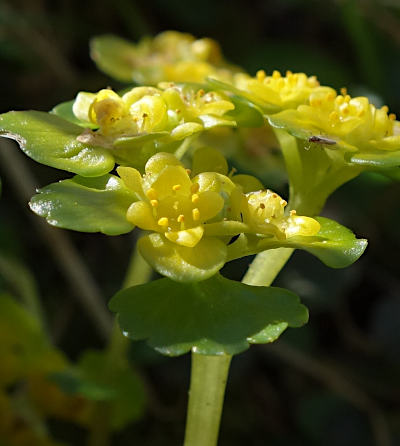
(0, 0, 400, 445)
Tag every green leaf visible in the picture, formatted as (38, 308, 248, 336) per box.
(0, 111, 115, 176)
(228, 217, 367, 268)
(301, 217, 368, 268)
(29, 175, 135, 235)
(227, 95, 265, 127)
(90, 34, 137, 82)
(51, 99, 97, 128)
(109, 274, 308, 356)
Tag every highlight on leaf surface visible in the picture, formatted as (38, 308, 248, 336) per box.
(0, 111, 115, 177)
(90, 31, 239, 84)
(109, 274, 309, 356)
(29, 174, 136, 235)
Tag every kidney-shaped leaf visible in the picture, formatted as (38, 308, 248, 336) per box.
(0, 111, 114, 176)
(29, 175, 135, 235)
(109, 273, 308, 356)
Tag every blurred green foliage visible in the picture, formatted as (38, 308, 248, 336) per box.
(0, 0, 400, 445)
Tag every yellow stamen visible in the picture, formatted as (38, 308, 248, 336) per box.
(192, 193, 200, 203)
(192, 208, 200, 221)
(256, 70, 266, 81)
(177, 214, 185, 223)
(146, 188, 157, 200)
(290, 210, 297, 216)
(286, 70, 293, 77)
(272, 70, 281, 79)
(158, 217, 169, 226)
(280, 199, 287, 206)
(186, 169, 192, 175)
(150, 199, 158, 207)
(173, 201, 179, 210)
(259, 203, 265, 209)
(381, 105, 389, 113)
(344, 95, 351, 102)
(191, 183, 200, 194)
(389, 113, 396, 121)
(340, 87, 347, 96)
(172, 184, 182, 191)
(335, 95, 345, 105)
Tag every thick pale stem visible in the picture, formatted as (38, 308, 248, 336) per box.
(242, 247, 294, 287)
(184, 353, 232, 446)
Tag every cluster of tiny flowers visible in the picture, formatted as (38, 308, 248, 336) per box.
(227, 69, 336, 111)
(115, 149, 320, 281)
(266, 86, 400, 154)
(93, 31, 238, 84)
(73, 84, 236, 146)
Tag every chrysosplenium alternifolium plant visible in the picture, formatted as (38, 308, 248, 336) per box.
(1, 30, 399, 446)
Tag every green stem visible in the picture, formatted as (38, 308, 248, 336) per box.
(242, 247, 294, 286)
(184, 354, 232, 446)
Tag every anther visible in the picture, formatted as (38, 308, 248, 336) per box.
(172, 184, 182, 191)
(191, 183, 200, 194)
(146, 188, 157, 200)
(381, 105, 389, 113)
(186, 169, 192, 175)
(280, 199, 287, 206)
(340, 87, 347, 96)
(150, 199, 159, 207)
(256, 70, 266, 81)
(272, 193, 278, 198)
(389, 113, 396, 121)
(272, 70, 281, 79)
(192, 193, 200, 203)
(286, 70, 293, 77)
(259, 203, 265, 209)
(177, 214, 185, 223)
(192, 208, 200, 221)
(158, 217, 169, 226)
(290, 210, 297, 216)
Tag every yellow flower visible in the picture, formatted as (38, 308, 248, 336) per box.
(92, 31, 239, 84)
(224, 69, 335, 112)
(268, 88, 400, 164)
(240, 189, 320, 239)
(117, 149, 321, 282)
(117, 152, 230, 282)
(73, 85, 236, 146)
(120, 153, 224, 248)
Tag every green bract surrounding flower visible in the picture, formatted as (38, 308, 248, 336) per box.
(268, 89, 400, 168)
(115, 149, 325, 282)
(91, 31, 239, 84)
(208, 70, 335, 114)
